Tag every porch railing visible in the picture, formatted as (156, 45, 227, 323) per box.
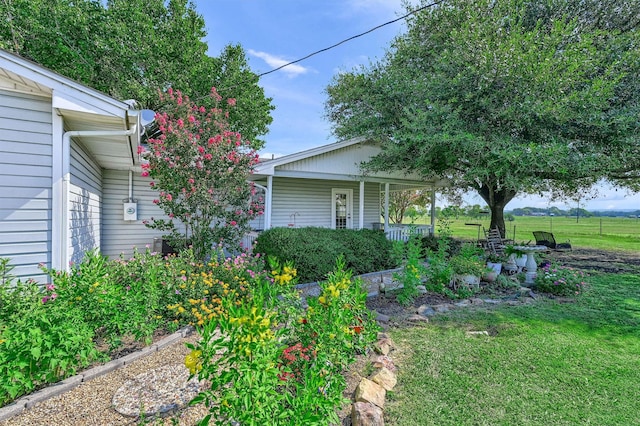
(384, 225, 433, 242)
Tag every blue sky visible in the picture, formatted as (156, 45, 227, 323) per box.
(193, 1, 640, 211)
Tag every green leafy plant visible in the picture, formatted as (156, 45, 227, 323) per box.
(535, 263, 589, 296)
(0, 261, 100, 405)
(187, 256, 378, 425)
(394, 232, 426, 306)
(254, 227, 398, 282)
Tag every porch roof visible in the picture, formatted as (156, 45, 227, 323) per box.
(252, 137, 448, 190)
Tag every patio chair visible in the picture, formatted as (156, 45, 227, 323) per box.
(532, 231, 572, 251)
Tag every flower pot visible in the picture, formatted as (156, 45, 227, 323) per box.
(486, 262, 502, 274)
(483, 270, 498, 283)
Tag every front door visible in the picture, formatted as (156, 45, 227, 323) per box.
(331, 188, 353, 229)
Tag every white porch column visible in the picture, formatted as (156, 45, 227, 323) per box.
(359, 181, 364, 229)
(430, 189, 436, 235)
(265, 175, 273, 230)
(384, 183, 390, 232)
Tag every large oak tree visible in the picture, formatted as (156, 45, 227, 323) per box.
(326, 0, 640, 235)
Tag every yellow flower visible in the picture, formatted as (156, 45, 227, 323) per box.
(184, 350, 202, 374)
(318, 296, 327, 305)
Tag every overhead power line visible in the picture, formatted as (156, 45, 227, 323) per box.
(256, 0, 445, 78)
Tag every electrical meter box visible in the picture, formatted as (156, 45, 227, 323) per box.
(123, 202, 138, 221)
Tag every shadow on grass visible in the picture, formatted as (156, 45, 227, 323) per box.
(433, 272, 640, 339)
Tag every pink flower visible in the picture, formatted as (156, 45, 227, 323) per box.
(188, 178, 195, 184)
(141, 170, 149, 177)
(188, 115, 196, 123)
(165, 194, 173, 201)
(137, 145, 145, 154)
(230, 221, 237, 226)
(227, 98, 236, 106)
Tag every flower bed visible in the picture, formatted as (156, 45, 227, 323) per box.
(1, 250, 378, 425)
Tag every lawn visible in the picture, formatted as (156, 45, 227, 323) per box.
(413, 215, 640, 252)
(385, 273, 640, 425)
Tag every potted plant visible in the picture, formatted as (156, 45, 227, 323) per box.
(485, 253, 504, 274)
(504, 245, 527, 274)
(482, 265, 499, 283)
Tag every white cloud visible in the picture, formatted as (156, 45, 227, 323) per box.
(248, 49, 309, 77)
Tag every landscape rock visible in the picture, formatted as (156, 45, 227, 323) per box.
(417, 305, 436, 316)
(408, 314, 430, 323)
(369, 367, 397, 391)
(371, 355, 396, 372)
(416, 285, 428, 294)
(352, 401, 385, 426)
(355, 378, 386, 409)
(375, 338, 393, 355)
(373, 310, 390, 323)
(433, 304, 452, 313)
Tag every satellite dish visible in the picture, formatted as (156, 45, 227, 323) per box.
(140, 109, 156, 128)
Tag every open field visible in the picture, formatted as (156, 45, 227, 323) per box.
(415, 215, 640, 252)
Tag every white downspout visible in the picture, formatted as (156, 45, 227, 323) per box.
(60, 127, 137, 271)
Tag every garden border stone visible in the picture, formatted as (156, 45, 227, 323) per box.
(0, 326, 194, 422)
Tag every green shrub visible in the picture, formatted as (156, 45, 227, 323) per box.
(254, 227, 398, 282)
(0, 260, 100, 405)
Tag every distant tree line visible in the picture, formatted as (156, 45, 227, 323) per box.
(506, 207, 640, 218)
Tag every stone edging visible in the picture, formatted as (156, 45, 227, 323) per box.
(0, 327, 195, 422)
(350, 332, 398, 425)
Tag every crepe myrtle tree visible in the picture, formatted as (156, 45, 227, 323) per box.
(141, 87, 263, 258)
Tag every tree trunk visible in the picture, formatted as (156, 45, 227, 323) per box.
(477, 185, 517, 238)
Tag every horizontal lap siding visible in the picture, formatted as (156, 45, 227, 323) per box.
(101, 169, 174, 258)
(270, 178, 379, 229)
(364, 183, 381, 229)
(0, 90, 52, 283)
(69, 140, 102, 264)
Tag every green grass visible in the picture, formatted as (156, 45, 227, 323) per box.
(413, 215, 640, 252)
(385, 273, 640, 425)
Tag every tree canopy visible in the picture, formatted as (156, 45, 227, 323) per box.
(0, 0, 274, 147)
(325, 0, 640, 235)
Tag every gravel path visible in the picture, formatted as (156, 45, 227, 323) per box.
(1, 334, 210, 426)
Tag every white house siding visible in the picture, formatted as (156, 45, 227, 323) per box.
(68, 139, 102, 265)
(277, 144, 378, 176)
(269, 177, 380, 230)
(0, 90, 52, 283)
(101, 169, 173, 258)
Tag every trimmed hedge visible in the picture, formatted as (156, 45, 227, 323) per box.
(253, 227, 400, 283)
